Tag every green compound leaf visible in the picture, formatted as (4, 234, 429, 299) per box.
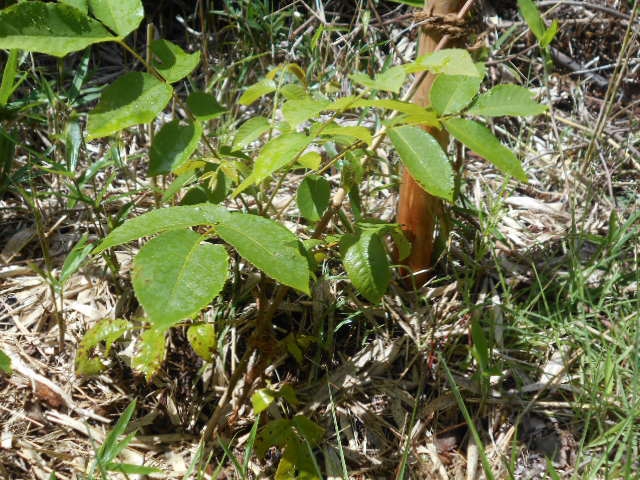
(186, 91, 226, 121)
(0, 2, 114, 57)
(88, 0, 143, 37)
(341, 230, 391, 304)
(76, 319, 132, 375)
(94, 204, 310, 294)
(467, 84, 547, 117)
(0, 349, 11, 374)
(282, 97, 330, 128)
(132, 327, 166, 380)
(331, 98, 440, 128)
(233, 132, 311, 196)
(149, 120, 202, 176)
(444, 118, 527, 182)
(187, 323, 216, 362)
(216, 213, 310, 294)
(388, 126, 454, 201)
(151, 39, 201, 83)
(87, 72, 173, 139)
(132, 229, 229, 329)
(239, 78, 276, 106)
(320, 125, 372, 147)
(297, 175, 330, 222)
(94, 203, 229, 253)
(233, 116, 271, 148)
(407, 49, 480, 77)
(430, 74, 482, 115)
(350, 65, 406, 93)
(251, 389, 276, 414)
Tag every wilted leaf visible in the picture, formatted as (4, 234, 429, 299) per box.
(132, 327, 166, 379)
(187, 323, 216, 361)
(76, 319, 131, 375)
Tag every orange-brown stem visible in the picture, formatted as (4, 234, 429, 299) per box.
(397, 0, 464, 285)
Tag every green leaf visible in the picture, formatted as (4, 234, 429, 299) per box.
(215, 213, 310, 294)
(151, 39, 201, 83)
(94, 203, 229, 253)
(292, 415, 324, 445)
(297, 175, 330, 222)
(99, 399, 136, 463)
(251, 389, 276, 414)
(59, 234, 94, 285)
(88, 0, 144, 37)
(281, 83, 307, 101)
(430, 75, 482, 115)
(471, 318, 490, 374)
(94, 204, 310, 293)
(233, 133, 311, 195)
(64, 120, 82, 172)
(350, 99, 440, 127)
(320, 125, 372, 146)
(256, 419, 293, 456)
(187, 323, 216, 361)
(388, 126, 454, 201)
(233, 116, 271, 148)
(239, 78, 276, 105)
(467, 84, 547, 117)
(76, 319, 131, 375)
(340, 230, 391, 303)
(132, 328, 166, 379)
(541, 19, 559, 48)
(87, 72, 173, 139)
(0, 349, 11, 374)
(149, 120, 202, 176)
(186, 91, 226, 121)
(517, 0, 546, 42)
(106, 463, 161, 475)
(61, 0, 89, 14)
(349, 65, 406, 93)
(132, 229, 229, 328)
(282, 97, 330, 128)
(444, 118, 527, 182)
(0, 2, 114, 57)
(407, 49, 480, 77)
(297, 151, 322, 170)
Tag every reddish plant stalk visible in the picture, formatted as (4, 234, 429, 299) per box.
(397, 0, 465, 285)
